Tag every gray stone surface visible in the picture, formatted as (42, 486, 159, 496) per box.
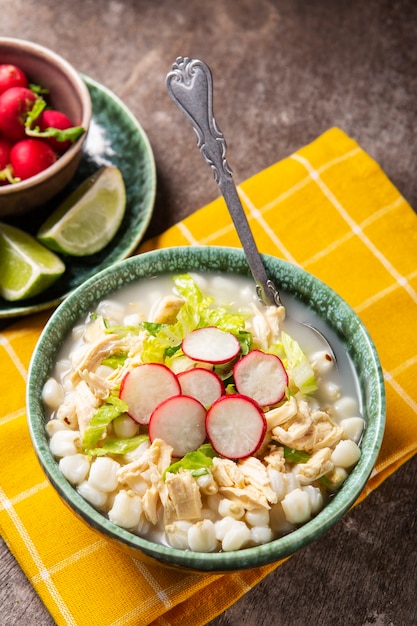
(1, 0, 416, 624)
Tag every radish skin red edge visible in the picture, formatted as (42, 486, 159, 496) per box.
(149, 395, 207, 458)
(234, 350, 288, 407)
(182, 326, 241, 364)
(205, 394, 267, 460)
(119, 363, 181, 425)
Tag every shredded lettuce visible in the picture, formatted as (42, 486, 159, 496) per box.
(141, 274, 251, 365)
(88, 434, 149, 457)
(281, 331, 317, 395)
(163, 443, 217, 480)
(283, 445, 310, 463)
(82, 395, 129, 450)
(101, 352, 128, 369)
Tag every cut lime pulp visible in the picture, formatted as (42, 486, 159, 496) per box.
(37, 166, 126, 256)
(0, 222, 66, 301)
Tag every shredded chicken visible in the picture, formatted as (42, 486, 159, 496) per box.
(165, 470, 202, 520)
(238, 457, 278, 504)
(246, 303, 285, 350)
(271, 397, 344, 453)
(296, 448, 334, 484)
(264, 396, 298, 430)
(117, 439, 173, 522)
(219, 485, 270, 510)
(70, 334, 122, 384)
(73, 380, 100, 437)
(211, 457, 245, 488)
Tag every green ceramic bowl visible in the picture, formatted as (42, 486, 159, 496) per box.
(27, 246, 385, 572)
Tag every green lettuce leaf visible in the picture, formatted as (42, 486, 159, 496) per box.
(163, 443, 217, 480)
(89, 434, 149, 457)
(82, 395, 129, 450)
(141, 274, 251, 365)
(281, 331, 318, 394)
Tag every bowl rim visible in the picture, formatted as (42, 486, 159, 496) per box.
(26, 246, 386, 572)
(0, 36, 92, 195)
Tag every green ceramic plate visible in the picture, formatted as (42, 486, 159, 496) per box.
(27, 247, 386, 572)
(0, 74, 156, 319)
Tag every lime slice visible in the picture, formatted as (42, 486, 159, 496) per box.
(37, 166, 126, 256)
(0, 223, 66, 301)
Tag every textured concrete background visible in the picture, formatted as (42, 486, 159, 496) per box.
(1, 1, 416, 624)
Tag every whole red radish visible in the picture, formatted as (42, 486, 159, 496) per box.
(0, 64, 28, 95)
(38, 109, 75, 153)
(0, 87, 37, 140)
(0, 136, 12, 168)
(0, 136, 13, 185)
(10, 138, 57, 180)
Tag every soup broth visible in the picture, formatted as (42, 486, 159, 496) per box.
(43, 272, 365, 553)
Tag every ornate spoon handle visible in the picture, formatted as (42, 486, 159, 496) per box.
(166, 56, 281, 307)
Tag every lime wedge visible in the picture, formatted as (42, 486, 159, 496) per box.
(37, 166, 126, 256)
(0, 223, 66, 301)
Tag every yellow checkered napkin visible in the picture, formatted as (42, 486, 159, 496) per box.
(1, 127, 416, 626)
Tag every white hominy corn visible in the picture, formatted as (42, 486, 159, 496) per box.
(267, 468, 287, 500)
(59, 454, 90, 486)
(108, 490, 143, 529)
(321, 381, 341, 402)
(112, 414, 139, 439)
(324, 467, 348, 490)
(77, 481, 107, 508)
(334, 396, 359, 419)
(302, 485, 324, 514)
(311, 350, 335, 375)
(165, 521, 192, 550)
(331, 439, 361, 468)
(218, 498, 245, 520)
(49, 429, 80, 457)
(96, 299, 125, 324)
(42, 378, 65, 410)
(269, 503, 296, 534)
(195, 473, 218, 495)
(285, 472, 301, 494)
(250, 526, 273, 545)
(88, 457, 120, 492)
(245, 508, 270, 528)
(55, 358, 72, 380)
(123, 313, 142, 326)
(281, 488, 312, 524)
(340, 417, 365, 443)
(214, 515, 236, 541)
(221, 520, 251, 552)
(188, 519, 218, 552)
(46, 419, 70, 437)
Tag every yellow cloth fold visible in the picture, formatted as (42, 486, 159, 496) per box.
(1, 127, 416, 626)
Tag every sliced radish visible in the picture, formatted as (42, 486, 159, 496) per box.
(177, 368, 224, 408)
(182, 327, 240, 364)
(119, 363, 180, 425)
(234, 350, 288, 407)
(205, 394, 267, 460)
(149, 395, 207, 458)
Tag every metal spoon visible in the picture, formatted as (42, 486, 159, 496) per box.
(166, 56, 335, 359)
